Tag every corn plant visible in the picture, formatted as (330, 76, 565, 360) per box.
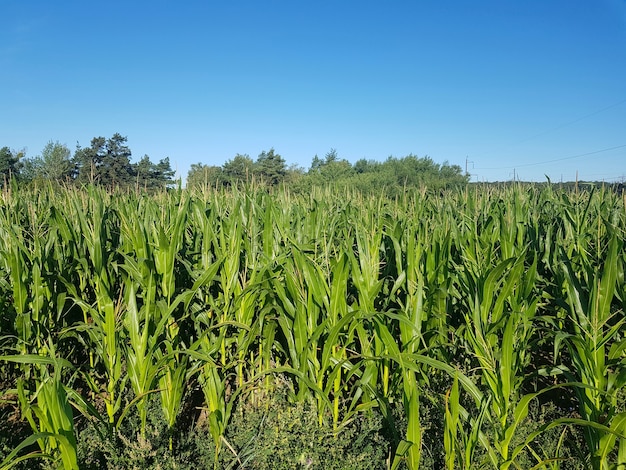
(1, 343, 78, 469)
(64, 191, 124, 431)
(1, 182, 625, 469)
(556, 227, 626, 469)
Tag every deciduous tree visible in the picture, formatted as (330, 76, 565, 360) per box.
(34, 141, 74, 183)
(223, 154, 255, 185)
(187, 163, 223, 189)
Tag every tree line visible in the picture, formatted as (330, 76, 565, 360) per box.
(1, 133, 175, 191)
(187, 148, 469, 195)
(2, 136, 470, 193)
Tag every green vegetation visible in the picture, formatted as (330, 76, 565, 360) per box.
(5, 135, 468, 194)
(186, 148, 469, 194)
(0, 183, 624, 469)
(5, 135, 624, 196)
(2, 134, 176, 191)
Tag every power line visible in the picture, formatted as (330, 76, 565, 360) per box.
(474, 143, 626, 170)
(580, 173, 626, 183)
(512, 98, 626, 145)
(472, 97, 626, 161)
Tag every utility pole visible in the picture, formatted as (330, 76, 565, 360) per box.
(465, 156, 474, 177)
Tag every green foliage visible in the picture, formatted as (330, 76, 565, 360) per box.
(222, 154, 255, 186)
(225, 389, 389, 470)
(308, 149, 355, 184)
(302, 151, 468, 195)
(0, 147, 22, 187)
(69, 134, 175, 190)
(185, 148, 467, 193)
(134, 155, 176, 191)
(255, 148, 286, 186)
(1, 184, 625, 469)
(186, 163, 224, 189)
(72, 134, 132, 187)
(28, 141, 74, 184)
(75, 393, 216, 470)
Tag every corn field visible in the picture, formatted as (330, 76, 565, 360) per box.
(0, 183, 625, 469)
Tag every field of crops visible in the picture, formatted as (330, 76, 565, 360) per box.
(0, 183, 625, 469)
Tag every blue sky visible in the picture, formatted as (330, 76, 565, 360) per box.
(1, 0, 625, 183)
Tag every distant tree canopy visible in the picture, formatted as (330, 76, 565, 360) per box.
(28, 141, 74, 183)
(188, 149, 289, 189)
(256, 148, 286, 185)
(186, 163, 223, 189)
(187, 148, 469, 195)
(135, 155, 176, 191)
(73, 133, 140, 188)
(0, 146, 23, 187)
(3, 137, 469, 194)
(223, 154, 255, 185)
(2, 133, 176, 191)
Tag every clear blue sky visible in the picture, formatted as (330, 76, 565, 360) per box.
(1, 0, 625, 183)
